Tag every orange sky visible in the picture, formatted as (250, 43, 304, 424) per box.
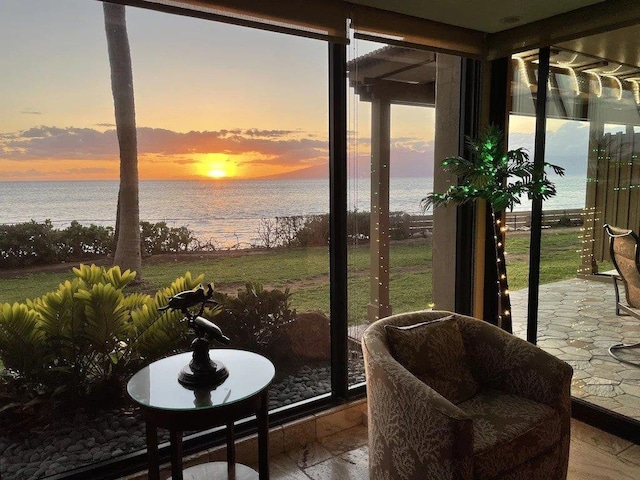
(0, 1, 449, 181)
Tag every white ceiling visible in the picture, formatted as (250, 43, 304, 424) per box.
(349, 0, 605, 33)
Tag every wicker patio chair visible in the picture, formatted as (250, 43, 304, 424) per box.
(603, 224, 640, 365)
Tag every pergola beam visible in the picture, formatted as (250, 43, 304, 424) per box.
(355, 80, 435, 106)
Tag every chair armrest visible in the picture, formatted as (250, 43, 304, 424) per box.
(458, 315, 573, 409)
(362, 334, 474, 480)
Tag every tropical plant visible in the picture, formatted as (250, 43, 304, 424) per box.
(0, 264, 204, 405)
(421, 125, 565, 332)
(104, 3, 142, 277)
(140, 221, 196, 255)
(213, 282, 296, 359)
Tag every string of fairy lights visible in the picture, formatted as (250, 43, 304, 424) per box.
(494, 215, 511, 328)
(516, 49, 640, 280)
(516, 51, 640, 104)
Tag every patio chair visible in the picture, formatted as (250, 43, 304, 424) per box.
(603, 224, 640, 365)
(362, 310, 572, 480)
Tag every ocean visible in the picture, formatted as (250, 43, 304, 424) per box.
(0, 175, 586, 248)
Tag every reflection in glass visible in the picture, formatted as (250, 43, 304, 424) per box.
(510, 46, 640, 422)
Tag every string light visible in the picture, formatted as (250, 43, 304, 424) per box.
(555, 53, 578, 66)
(588, 72, 603, 97)
(626, 79, 640, 104)
(603, 75, 623, 100)
(601, 64, 622, 75)
(516, 58, 532, 87)
(560, 66, 580, 95)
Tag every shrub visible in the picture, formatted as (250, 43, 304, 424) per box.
(213, 282, 296, 360)
(256, 212, 370, 249)
(293, 215, 330, 247)
(0, 264, 205, 403)
(61, 221, 114, 257)
(389, 212, 411, 240)
(0, 220, 65, 268)
(140, 221, 195, 255)
(0, 220, 198, 269)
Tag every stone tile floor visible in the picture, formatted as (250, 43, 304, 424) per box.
(266, 420, 640, 480)
(510, 275, 640, 421)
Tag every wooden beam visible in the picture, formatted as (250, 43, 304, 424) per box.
(486, 0, 640, 60)
(351, 4, 485, 59)
(356, 80, 435, 106)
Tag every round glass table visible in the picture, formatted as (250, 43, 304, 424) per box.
(127, 349, 275, 480)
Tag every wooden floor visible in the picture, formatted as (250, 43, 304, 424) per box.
(264, 419, 640, 480)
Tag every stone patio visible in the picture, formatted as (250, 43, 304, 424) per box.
(510, 276, 640, 421)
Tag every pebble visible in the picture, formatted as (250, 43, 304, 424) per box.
(0, 358, 365, 480)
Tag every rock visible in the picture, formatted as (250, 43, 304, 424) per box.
(281, 312, 330, 362)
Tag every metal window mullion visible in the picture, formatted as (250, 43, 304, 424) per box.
(329, 42, 348, 400)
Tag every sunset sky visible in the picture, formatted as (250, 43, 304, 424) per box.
(0, 0, 593, 182)
(1, 0, 330, 180)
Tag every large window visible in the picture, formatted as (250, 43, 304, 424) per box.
(0, 1, 332, 477)
(0, 1, 476, 478)
(346, 36, 443, 384)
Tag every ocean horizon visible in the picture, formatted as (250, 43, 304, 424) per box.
(0, 175, 586, 248)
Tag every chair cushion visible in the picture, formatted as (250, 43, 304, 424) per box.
(385, 316, 479, 404)
(458, 389, 561, 480)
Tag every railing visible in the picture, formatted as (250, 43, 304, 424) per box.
(392, 208, 584, 237)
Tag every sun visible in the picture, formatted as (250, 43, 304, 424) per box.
(207, 169, 227, 179)
(196, 153, 237, 179)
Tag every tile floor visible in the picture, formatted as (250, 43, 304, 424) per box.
(510, 276, 640, 421)
(265, 419, 640, 480)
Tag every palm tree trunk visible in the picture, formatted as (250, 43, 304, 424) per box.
(491, 207, 512, 333)
(103, 3, 141, 277)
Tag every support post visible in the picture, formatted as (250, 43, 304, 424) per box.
(367, 93, 392, 321)
(433, 53, 462, 311)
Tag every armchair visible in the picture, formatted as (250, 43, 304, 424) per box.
(362, 310, 573, 480)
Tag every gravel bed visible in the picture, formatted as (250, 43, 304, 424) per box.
(0, 359, 365, 480)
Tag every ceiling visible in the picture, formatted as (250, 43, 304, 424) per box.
(348, 0, 605, 34)
(349, 0, 640, 70)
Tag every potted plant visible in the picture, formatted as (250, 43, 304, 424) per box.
(421, 125, 565, 332)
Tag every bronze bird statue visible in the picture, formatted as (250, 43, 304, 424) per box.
(193, 316, 231, 345)
(159, 283, 216, 313)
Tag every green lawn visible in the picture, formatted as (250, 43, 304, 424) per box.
(0, 229, 600, 322)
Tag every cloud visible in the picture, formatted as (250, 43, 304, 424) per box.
(2, 166, 111, 178)
(508, 120, 590, 174)
(0, 124, 435, 177)
(0, 125, 329, 169)
(21, 108, 42, 115)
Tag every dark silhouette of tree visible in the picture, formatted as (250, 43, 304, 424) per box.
(422, 126, 564, 332)
(103, 2, 141, 277)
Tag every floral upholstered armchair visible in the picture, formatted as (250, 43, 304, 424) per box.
(361, 310, 573, 480)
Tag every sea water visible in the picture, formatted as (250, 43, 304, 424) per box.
(0, 175, 586, 248)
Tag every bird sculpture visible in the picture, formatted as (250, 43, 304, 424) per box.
(159, 283, 231, 388)
(159, 283, 216, 314)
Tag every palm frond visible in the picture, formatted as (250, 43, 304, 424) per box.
(0, 303, 47, 376)
(424, 125, 566, 213)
